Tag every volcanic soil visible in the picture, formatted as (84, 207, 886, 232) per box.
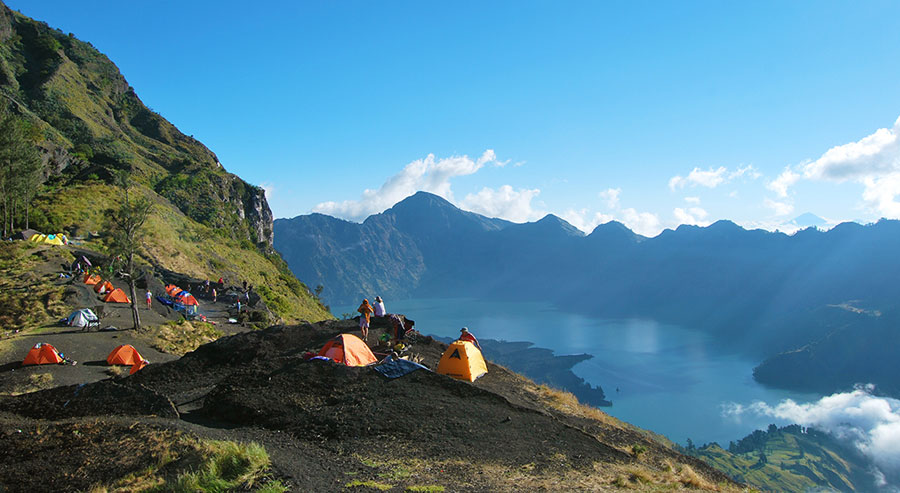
(0, 314, 740, 492)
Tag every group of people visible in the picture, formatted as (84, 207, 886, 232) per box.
(356, 296, 386, 341)
(356, 296, 481, 350)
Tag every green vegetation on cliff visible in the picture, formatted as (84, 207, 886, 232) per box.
(0, 2, 329, 323)
(684, 424, 876, 492)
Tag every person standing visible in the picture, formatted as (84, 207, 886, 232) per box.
(211, 288, 217, 303)
(459, 327, 482, 350)
(357, 299, 374, 342)
(146, 290, 152, 309)
(373, 296, 386, 317)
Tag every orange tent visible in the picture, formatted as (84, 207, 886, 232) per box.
(165, 284, 183, 297)
(22, 343, 64, 365)
(130, 359, 148, 374)
(175, 292, 198, 306)
(317, 334, 377, 366)
(103, 288, 131, 303)
(94, 280, 114, 294)
(83, 273, 101, 285)
(107, 344, 144, 366)
(437, 340, 488, 382)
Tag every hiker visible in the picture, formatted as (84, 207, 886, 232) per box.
(211, 288, 217, 303)
(374, 296, 386, 317)
(357, 299, 374, 342)
(389, 314, 405, 345)
(459, 327, 482, 350)
(146, 290, 152, 309)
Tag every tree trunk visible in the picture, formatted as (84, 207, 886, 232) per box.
(127, 252, 141, 330)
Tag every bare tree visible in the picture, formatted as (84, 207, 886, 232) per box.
(107, 172, 153, 330)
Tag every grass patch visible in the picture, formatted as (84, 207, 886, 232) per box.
(406, 486, 445, 492)
(167, 440, 270, 492)
(105, 365, 126, 377)
(143, 319, 224, 356)
(2, 372, 56, 396)
(0, 243, 71, 334)
(345, 480, 392, 490)
(93, 438, 273, 492)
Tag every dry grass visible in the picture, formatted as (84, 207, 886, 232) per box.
(1, 372, 56, 396)
(142, 319, 224, 356)
(90, 436, 274, 493)
(0, 243, 72, 335)
(531, 383, 625, 429)
(105, 366, 126, 377)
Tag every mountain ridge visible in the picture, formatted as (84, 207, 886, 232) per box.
(275, 192, 900, 397)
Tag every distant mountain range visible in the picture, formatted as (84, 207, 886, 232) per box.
(275, 192, 900, 396)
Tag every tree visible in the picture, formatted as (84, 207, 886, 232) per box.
(107, 172, 153, 330)
(0, 100, 42, 236)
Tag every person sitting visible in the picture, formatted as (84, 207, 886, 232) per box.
(459, 327, 482, 350)
(373, 296, 386, 317)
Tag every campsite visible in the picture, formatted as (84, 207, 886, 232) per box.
(0, 240, 739, 491)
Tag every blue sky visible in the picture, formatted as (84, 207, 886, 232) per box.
(9, 0, 900, 235)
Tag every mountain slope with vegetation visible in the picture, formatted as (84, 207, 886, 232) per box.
(0, 1, 329, 323)
(685, 424, 877, 492)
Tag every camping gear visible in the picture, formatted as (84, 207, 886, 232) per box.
(130, 360, 148, 374)
(317, 334, 377, 366)
(16, 229, 39, 241)
(23, 343, 64, 365)
(436, 340, 488, 382)
(103, 288, 131, 303)
(107, 345, 145, 366)
(94, 280, 114, 294)
(83, 273, 102, 285)
(65, 308, 99, 329)
(373, 355, 430, 379)
(165, 284, 183, 297)
(172, 291, 199, 316)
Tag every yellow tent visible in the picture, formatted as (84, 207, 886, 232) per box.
(29, 233, 67, 246)
(436, 340, 488, 382)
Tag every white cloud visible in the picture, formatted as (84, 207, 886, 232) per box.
(669, 164, 761, 191)
(724, 385, 900, 486)
(599, 188, 621, 209)
(460, 185, 543, 223)
(685, 196, 701, 204)
(561, 197, 661, 237)
(768, 167, 802, 198)
(260, 182, 275, 200)
(620, 208, 662, 236)
(764, 197, 794, 216)
(560, 208, 616, 233)
(673, 207, 710, 226)
(730, 164, 762, 180)
(767, 116, 900, 217)
(669, 166, 728, 190)
(313, 150, 502, 221)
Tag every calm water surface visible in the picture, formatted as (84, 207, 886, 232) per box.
(335, 298, 820, 445)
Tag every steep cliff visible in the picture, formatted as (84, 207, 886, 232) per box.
(0, 2, 273, 248)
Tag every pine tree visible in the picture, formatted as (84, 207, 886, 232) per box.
(0, 101, 42, 236)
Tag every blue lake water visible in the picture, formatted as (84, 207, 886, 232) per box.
(334, 297, 820, 446)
